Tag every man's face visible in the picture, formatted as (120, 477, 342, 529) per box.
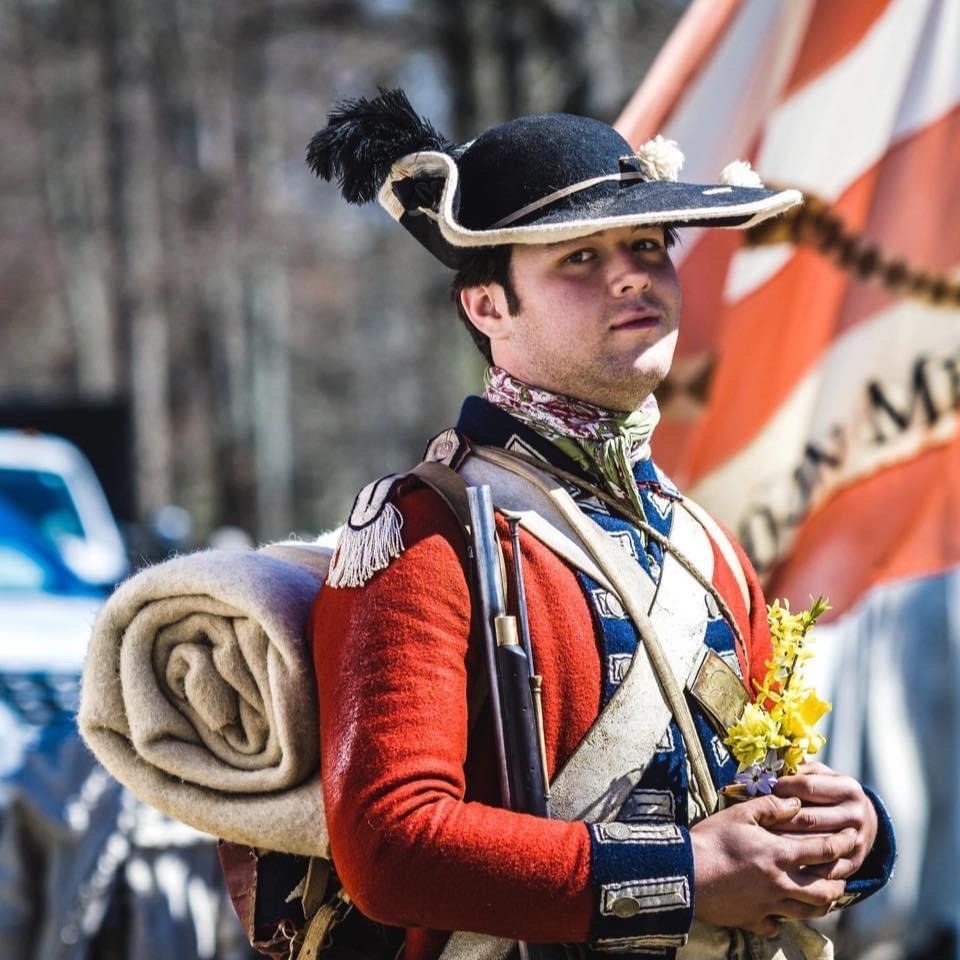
(492, 224, 681, 412)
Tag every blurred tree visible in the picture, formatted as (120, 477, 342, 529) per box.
(0, 0, 687, 541)
(97, 0, 174, 517)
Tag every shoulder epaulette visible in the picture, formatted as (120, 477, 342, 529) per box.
(326, 429, 470, 589)
(326, 473, 407, 589)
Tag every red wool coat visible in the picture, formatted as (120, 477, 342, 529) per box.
(311, 479, 771, 960)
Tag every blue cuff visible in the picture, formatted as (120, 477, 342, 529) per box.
(587, 819, 694, 953)
(835, 785, 896, 908)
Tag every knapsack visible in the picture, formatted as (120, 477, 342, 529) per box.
(218, 461, 478, 959)
(218, 843, 403, 959)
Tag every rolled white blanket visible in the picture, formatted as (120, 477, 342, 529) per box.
(79, 541, 333, 857)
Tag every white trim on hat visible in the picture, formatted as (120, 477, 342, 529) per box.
(377, 151, 802, 249)
(491, 171, 650, 228)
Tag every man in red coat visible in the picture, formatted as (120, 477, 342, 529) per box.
(308, 91, 894, 960)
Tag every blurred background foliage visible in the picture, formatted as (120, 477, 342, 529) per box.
(0, 0, 688, 548)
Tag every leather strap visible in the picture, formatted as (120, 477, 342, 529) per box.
(410, 459, 493, 735)
(298, 890, 354, 960)
(411, 460, 473, 537)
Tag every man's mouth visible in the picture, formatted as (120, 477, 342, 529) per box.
(610, 311, 661, 331)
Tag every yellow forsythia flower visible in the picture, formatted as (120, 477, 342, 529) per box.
(774, 688, 831, 773)
(725, 702, 787, 768)
(725, 595, 832, 777)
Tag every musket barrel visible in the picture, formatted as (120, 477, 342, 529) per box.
(466, 485, 512, 809)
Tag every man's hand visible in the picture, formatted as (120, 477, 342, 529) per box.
(772, 761, 878, 880)
(690, 795, 855, 935)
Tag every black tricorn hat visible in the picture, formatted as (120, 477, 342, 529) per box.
(307, 88, 801, 269)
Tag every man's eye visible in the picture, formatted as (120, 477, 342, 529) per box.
(562, 249, 595, 264)
(632, 238, 663, 252)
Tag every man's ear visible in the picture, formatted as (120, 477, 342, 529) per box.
(459, 284, 514, 342)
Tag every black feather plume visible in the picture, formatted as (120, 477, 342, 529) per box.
(306, 88, 454, 205)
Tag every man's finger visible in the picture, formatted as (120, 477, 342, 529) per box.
(783, 827, 858, 867)
(776, 898, 834, 921)
(803, 859, 856, 882)
(750, 795, 802, 828)
(772, 802, 858, 834)
(792, 761, 834, 776)
(775, 774, 856, 805)
(781, 870, 846, 907)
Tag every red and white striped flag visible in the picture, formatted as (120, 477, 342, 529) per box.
(619, 0, 960, 951)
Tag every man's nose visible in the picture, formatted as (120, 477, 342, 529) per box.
(608, 247, 652, 297)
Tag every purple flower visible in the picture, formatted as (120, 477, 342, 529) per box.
(735, 763, 779, 797)
(763, 749, 785, 774)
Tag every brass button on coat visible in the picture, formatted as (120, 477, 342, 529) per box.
(603, 822, 634, 841)
(611, 896, 642, 919)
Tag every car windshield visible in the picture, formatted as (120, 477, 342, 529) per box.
(0, 543, 53, 592)
(0, 469, 86, 544)
(0, 530, 104, 597)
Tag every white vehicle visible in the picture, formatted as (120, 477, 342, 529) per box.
(0, 494, 104, 803)
(0, 431, 129, 588)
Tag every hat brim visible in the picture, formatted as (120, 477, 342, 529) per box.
(379, 152, 802, 268)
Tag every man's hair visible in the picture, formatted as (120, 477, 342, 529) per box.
(450, 227, 680, 364)
(450, 246, 519, 365)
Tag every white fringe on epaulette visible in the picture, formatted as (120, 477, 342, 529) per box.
(326, 503, 404, 588)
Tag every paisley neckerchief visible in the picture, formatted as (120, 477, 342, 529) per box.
(482, 365, 661, 520)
